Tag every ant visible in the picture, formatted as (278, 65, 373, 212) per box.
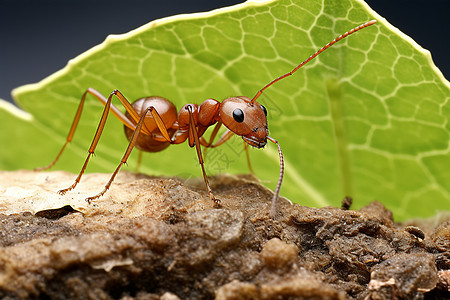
(36, 20, 376, 218)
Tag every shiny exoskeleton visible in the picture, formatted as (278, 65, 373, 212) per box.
(37, 20, 376, 218)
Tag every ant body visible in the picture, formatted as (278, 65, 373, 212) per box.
(37, 20, 376, 217)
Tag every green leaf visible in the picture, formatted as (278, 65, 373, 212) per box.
(1, 0, 449, 221)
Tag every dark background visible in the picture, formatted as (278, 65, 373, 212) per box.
(1, 0, 448, 105)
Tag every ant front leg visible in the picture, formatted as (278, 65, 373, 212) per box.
(200, 126, 254, 173)
(200, 120, 222, 161)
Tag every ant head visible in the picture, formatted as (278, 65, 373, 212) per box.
(220, 96, 268, 148)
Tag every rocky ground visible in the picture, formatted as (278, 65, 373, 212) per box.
(0, 170, 449, 299)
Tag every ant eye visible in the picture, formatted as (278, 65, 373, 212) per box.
(232, 108, 244, 123)
(260, 105, 267, 116)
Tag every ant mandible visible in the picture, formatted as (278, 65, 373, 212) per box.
(36, 20, 376, 218)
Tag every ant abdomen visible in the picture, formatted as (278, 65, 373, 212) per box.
(124, 96, 177, 152)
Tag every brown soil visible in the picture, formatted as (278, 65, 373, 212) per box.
(0, 170, 449, 299)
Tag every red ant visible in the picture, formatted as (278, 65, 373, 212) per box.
(36, 20, 376, 217)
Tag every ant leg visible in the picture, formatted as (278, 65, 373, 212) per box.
(204, 130, 253, 173)
(35, 89, 90, 171)
(205, 130, 253, 173)
(186, 105, 221, 207)
(36, 88, 147, 171)
(200, 121, 222, 160)
(87, 88, 138, 130)
(202, 129, 234, 148)
(201, 125, 253, 173)
(57, 89, 152, 195)
(85, 105, 169, 203)
(203, 121, 223, 146)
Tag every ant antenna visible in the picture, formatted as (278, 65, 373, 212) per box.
(250, 20, 376, 103)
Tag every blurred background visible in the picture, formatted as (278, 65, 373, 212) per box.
(1, 0, 448, 106)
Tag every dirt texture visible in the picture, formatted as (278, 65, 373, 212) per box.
(0, 170, 449, 299)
